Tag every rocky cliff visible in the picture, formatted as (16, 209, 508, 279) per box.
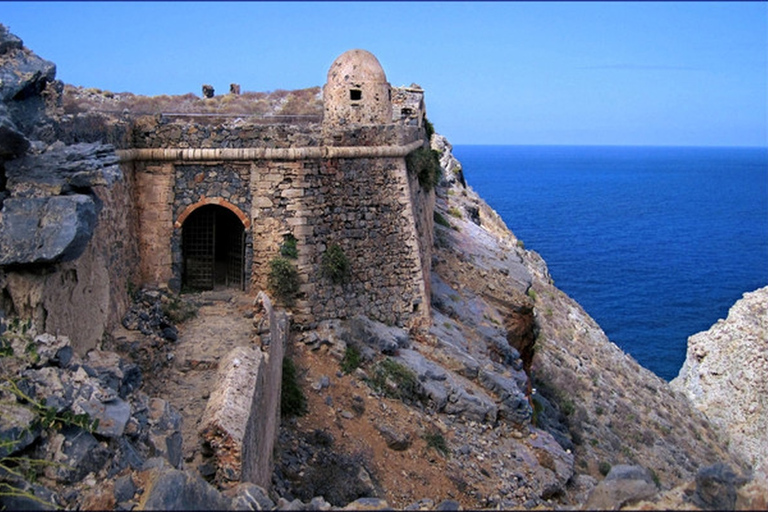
(672, 286, 768, 480)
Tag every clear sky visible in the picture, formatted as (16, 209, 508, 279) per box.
(2, 1, 766, 146)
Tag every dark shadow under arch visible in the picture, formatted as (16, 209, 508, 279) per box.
(181, 204, 245, 291)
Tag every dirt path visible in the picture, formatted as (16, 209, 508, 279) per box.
(152, 290, 256, 468)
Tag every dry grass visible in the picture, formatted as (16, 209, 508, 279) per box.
(61, 84, 323, 118)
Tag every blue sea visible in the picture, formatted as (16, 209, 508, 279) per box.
(453, 145, 768, 381)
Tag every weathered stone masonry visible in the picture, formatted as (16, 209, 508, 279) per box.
(119, 49, 435, 328)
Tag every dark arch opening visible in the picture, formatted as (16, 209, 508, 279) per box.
(181, 205, 245, 291)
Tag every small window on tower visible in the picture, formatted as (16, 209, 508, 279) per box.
(350, 89, 362, 101)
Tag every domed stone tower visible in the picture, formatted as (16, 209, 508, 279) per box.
(323, 49, 392, 127)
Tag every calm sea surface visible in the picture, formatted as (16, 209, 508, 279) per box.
(453, 145, 768, 381)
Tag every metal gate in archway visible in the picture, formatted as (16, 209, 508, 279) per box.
(182, 205, 245, 291)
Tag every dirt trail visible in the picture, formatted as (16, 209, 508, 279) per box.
(152, 290, 256, 467)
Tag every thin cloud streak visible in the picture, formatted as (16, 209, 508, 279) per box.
(579, 64, 702, 71)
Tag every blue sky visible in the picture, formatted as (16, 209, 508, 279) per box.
(2, 1, 766, 146)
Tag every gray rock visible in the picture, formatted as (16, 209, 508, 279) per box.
(694, 463, 745, 510)
(375, 423, 412, 451)
(146, 398, 183, 468)
(114, 474, 137, 503)
(46, 426, 111, 484)
(0, 27, 56, 102)
(0, 102, 29, 157)
(435, 499, 461, 510)
(139, 467, 231, 510)
(0, 195, 97, 265)
(584, 464, 658, 510)
(5, 141, 121, 196)
(77, 396, 132, 438)
(477, 369, 531, 424)
(0, 402, 40, 458)
(227, 482, 275, 511)
(346, 315, 410, 355)
(0, 24, 24, 55)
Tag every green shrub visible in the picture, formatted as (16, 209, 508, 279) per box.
(367, 358, 423, 404)
(424, 117, 435, 140)
(281, 356, 307, 418)
(268, 257, 300, 305)
(434, 211, 451, 228)
(321, 244, 350, 285)
(423, 429, 449, 457)
(340, 345, 362, 375)
(527, 288, 537, 302)
(598, 461, 612, 476)
(279, 234, 298, 259)
(448, 207, 463, 219)
(406, 147, 442, 191)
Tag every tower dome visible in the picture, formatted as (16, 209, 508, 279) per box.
(323, 49, 392, 127)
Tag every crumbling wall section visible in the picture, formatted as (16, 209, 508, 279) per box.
(199, 292, 286, 490)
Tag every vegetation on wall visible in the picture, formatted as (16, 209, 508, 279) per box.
(267, 257, 300, 305)
(321, 244, 351, 285)
(406, 147, 442, 191)
(279, 233, 299, 259)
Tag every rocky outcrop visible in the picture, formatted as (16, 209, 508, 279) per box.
(0, 25, 138, 353)
(0, 327, 183, 510)
(671, 286, 768, 479)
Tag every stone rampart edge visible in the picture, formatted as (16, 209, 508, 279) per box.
(116, 140, 424, 162)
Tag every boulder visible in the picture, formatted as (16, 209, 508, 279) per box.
(342, 497, 391, 510)
(345, 315, 410, 355)
(5, 141, 121, 196)
(0, 402, 40, 458)
(137, 466, 231, 510)
(226, 482, 276, 511)
(375, 422, 412, 451)
(583, 464, 658, 510)
(693, 463, 745, 510)
(0, 25, 56, 102)
(146, 397, 183, 468)
(0, 195, 97, 264)
(0, 102, 29, 157)
(478, 368, 531, 424)
(44, 425, 112, 484)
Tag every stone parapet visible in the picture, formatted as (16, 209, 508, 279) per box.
(199, 292, 287, 489)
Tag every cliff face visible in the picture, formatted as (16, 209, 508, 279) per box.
(426, 136, 751, 500)
(671, 286, 768, 479)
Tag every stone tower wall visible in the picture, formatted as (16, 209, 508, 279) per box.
(125, 121, 432, 329)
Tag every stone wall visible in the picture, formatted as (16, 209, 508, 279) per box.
(131, 117, 321, 150)
(124, 120, 433, 329)
(199, 292, 286, 489)
(248, 153, 430, 328)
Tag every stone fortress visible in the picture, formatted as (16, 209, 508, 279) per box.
(1, 47, 437, 353)
(122, 48, 435, 330)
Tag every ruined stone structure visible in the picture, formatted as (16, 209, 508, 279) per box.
(118, 49, 434, 329)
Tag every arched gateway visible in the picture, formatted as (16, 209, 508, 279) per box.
(180, 204, 246, 291)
